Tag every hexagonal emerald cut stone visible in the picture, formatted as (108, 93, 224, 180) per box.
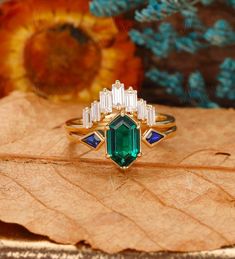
(106, 115, 140, 168)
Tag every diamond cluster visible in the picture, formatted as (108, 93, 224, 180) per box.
(82, 80, 157, 128)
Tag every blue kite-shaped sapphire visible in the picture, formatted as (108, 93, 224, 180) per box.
(82, 133, 101, 148)
(146, 130, 164, 145)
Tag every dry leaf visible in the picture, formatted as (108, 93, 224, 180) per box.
(0, 91, 235, 253)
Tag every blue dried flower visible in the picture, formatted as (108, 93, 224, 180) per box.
(130, 22, 206, 58)
(201, 0, 215, 5)
(146, 69, 185, 98)
(204, 19, 235, 46)
(175, 32, 207, 53)
(188, 71, 219, 108)
(129, 23, 177, 58)
(90, 0, 235, 107)
(216, 58, 235, 100)
(90, 0, 143, 17)
(226, 0, 235, 8)
(135, 0, 197, 22)
(181, 9, 205, 30)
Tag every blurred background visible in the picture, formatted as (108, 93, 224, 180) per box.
(0, 0, 234, 108)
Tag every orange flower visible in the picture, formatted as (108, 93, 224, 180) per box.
(0, 0, 142, 102)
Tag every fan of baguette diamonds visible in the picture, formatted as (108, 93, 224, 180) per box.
(82, 80, 156, 128)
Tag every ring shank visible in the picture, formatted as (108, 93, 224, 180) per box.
(65, 113, 177, 141)
(65, 113, 175, 130)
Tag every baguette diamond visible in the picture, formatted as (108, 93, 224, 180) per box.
(82, 107, 92, 128)
(146, 105, 156, 126)
(67, 80, 177, 170)
(91, 101, 101, 122)
(137, 99, 146, 120)
(100, 88, 112, 114)
(112, 80, 125, 107)
(82, 81, 156, 129)
(125, 87, 137, 112)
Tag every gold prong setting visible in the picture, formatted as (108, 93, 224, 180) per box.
(65, 80, 177, 170)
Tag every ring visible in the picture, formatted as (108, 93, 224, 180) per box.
(65, 80, 177, 169)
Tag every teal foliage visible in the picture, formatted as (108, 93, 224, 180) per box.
(89, 0, 143, 17)
(226, 0, 235, 8)
(130, 23, 206, 57)
(216, 58, 235, 100)
(201, 0, 215, 5)
(90, 0, 234, 107)
(90, 0, 216, 19)
(175, 32, 207, 53)
(188, 71, 219, 108)
(130, 19, 235, 58)
(135, 0, 217, 22)
(181, 9, 205, 30)
(147, 69, 219, 107)
(129, 23, 177, 58)
(146, 69, 185, 98)
(135, 0, 199, 22)
(204, 20, 235, 46)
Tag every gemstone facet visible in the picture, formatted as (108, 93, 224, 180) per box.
(112, 80, 125, 107)
(137, 98, 146, 120)
(145, 130, 164, 145)
(100, 88, 112, 114)
(82, 132, 102, 149)
(91, 101, 101, 122)
(146, 105, 156, 126)
(106, 115, 140, 168)
(125, 87, 137, 112)
(82, 107, 92, 128)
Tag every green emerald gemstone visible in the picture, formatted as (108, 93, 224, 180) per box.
(106, 115, 140, 168)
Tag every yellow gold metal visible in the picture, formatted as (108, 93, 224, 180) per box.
(65, 107, 177, 169)
(65, 112, 176, 135)
(67, 130, 104, 150)
(64, 78, 178, 170)
(122, 166, 128, 171)
(67, 131, 80, 143)
(120, 111, 125, 116)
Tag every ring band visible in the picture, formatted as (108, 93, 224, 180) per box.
(65, 80, 177, 169)
(65, 113, 176, 133)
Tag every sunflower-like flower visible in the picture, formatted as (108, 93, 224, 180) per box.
(0, 0, 142, 102)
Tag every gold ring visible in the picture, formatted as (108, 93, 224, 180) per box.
(65, 80, 177, 169)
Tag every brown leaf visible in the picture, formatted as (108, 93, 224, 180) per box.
(0, 91, 235, 253)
